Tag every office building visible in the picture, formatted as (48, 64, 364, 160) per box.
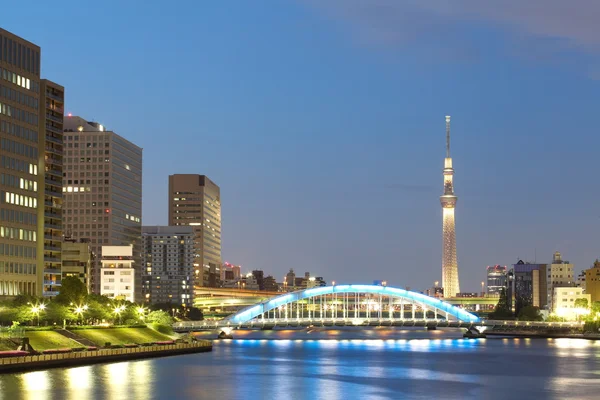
(100, 245, 134, 302)
(252, 269, 265, 291)
(168, 174, 221, 288)
(585, 260, 600, 302)
(546, 251, 575, 310)
(553, 287, 590, 320)
(61, 238, 91, 291)
(486, 265, 507, 297)
(263, 275, 279, 292)
(40, 79, 64, 297)
(63, 116, 142, 300)
(511, 260, 547, 315)
(141, 225, 194, 307)
(576, 271, 586, 292)
(0, 29, 44, 296)
(221, 262, 241, 282)
(440, 116, 460, 297)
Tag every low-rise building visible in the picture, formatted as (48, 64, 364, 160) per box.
(553, 287, 591, 320)
(61, 238, 92, 292)
(100, 245, 134, 302)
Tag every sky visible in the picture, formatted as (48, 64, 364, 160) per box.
(3, 1, 600, 292)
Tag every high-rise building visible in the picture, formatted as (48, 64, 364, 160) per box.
(100, 245, 134, 302)
(440, 116, 460, 297)
(486, 265, 507, 297)
(511, 260, 548, 315)
(546, 251, 575, 310)
(0, 29, 45, 297)
(61, 238, 91, 292)
(168, 174, 221, 288)
(62, 116, 142, 301)
(141, 226, 194, 307)
(40, 80, 64, 297)
(584, 260, 600, 302)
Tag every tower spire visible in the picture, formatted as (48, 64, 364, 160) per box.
(445, 115, 451, 158)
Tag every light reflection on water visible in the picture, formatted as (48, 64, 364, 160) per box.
(0, 329, 599, 399)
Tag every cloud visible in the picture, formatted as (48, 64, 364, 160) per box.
(302, 0, 600, 66)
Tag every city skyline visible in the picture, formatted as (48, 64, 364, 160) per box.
(2, 2, 600, 292)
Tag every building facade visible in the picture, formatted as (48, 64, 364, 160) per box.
(221, 262, 241, 282)
(100, 245, 134, 302)
(168, 174, 221, 288)
(585, 260, 600, 302)
(440, 116, 460, 297)
(0, 29, 44, 297)
(40, 79, 64, 297)
(546, 251, 575, 310)
(511, 261, 548, 315)
(141, 226, 194, 307)
(553, 287, 590, 320)
(61, 238, 91, 292)
(62, 116, 142, 300)
(486, 265, 507, 297)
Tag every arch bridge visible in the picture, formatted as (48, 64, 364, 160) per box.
(175, 284, 482, 335)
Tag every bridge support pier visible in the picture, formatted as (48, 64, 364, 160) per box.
(427, 326, 437, 331)
(463, 327, 486, 339)
(218, 328, 234, 339)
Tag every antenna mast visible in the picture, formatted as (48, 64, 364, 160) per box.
(445, 115, 451, 158)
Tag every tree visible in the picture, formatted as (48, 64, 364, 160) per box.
(146, 310, 174, 325)
(55, 276, 87, 305)
(489, 288, 513, 319)
(574, 298, 589, 309)
(517, 305, 543, 321)
(186, 307, 203, 321)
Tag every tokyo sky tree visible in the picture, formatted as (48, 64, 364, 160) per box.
(440, 116, 460, 297)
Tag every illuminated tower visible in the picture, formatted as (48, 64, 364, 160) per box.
(440, 116, 460, 297)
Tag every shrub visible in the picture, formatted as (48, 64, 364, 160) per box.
(124, 343, 138, 348)
(104, 342, 111, 347)
(72, 347, 86, 352)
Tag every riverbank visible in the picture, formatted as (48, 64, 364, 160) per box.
(486, 331, 600, 340)
(0, 340, 212, 374)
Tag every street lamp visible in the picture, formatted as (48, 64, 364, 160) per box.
(382, 281, 387, 287)
(332, 281, 335, 286)
(137, 306, 146, 322)
(114, 305, 125, 325)
(31, 304, 46, 326)
(481, 281, 485, 297)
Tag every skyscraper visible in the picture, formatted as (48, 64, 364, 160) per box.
(168, 175, 221, 288)
(440, 116, 460, 297)
(486, 265, 507, 297)
(40, 79, 64, 297)
(62, 116, 142, 300)
(0, 29, 45, 296)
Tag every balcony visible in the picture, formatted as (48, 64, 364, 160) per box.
(45, 177, 62, 187)
(42, 291, 60, 297)
(44, 245, 61, 252)
(45, 211, 61, 220)
(45, 124, 62, 134)
(45, 168, 62, 178)
(44, 222, 62, 230)
(43, 280, 61, 286)
(44, 200, 62, 209)
(45, 189, 62, 198)
(45, 146, 63, 156)
(46, 135, 62, 145)
(44, 234, 62, 242)
(46, 114, 63, 124)
(46, 92, 63, 102)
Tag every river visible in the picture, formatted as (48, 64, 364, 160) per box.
(0, 328, 599, 399)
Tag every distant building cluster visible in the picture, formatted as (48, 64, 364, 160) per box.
(0, 27, 328, 309)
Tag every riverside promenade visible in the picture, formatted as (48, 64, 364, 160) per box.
(0, 340, 212, 374)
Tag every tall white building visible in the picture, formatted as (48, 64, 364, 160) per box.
(547, 251, 575, 310)
(440, 116, 460, 297)
(141, 226, 194, 307)
(553, 287, 590, 320)
(100, 245, 134, 302)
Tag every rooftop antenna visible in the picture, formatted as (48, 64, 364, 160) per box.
(445, 115, 451, 158)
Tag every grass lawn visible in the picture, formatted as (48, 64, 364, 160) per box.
(25, 331, 81, 351)
(75, 327, 175, 346)
(0, 339, 16, 351)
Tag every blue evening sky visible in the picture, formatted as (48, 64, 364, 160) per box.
(3, 1, 600, 291)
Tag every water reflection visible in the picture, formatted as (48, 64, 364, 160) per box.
(0, 330, 599, 399)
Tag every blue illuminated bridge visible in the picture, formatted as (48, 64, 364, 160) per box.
(174, 284, 498, 335)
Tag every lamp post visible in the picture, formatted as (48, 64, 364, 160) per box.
(114, 305, 125, 325)
(137, 306, 146, 322)
(481, 281, 485, 297)
(31, 304, 46, 326)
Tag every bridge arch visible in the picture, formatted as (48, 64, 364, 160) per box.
(225, 284, 480, 324)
